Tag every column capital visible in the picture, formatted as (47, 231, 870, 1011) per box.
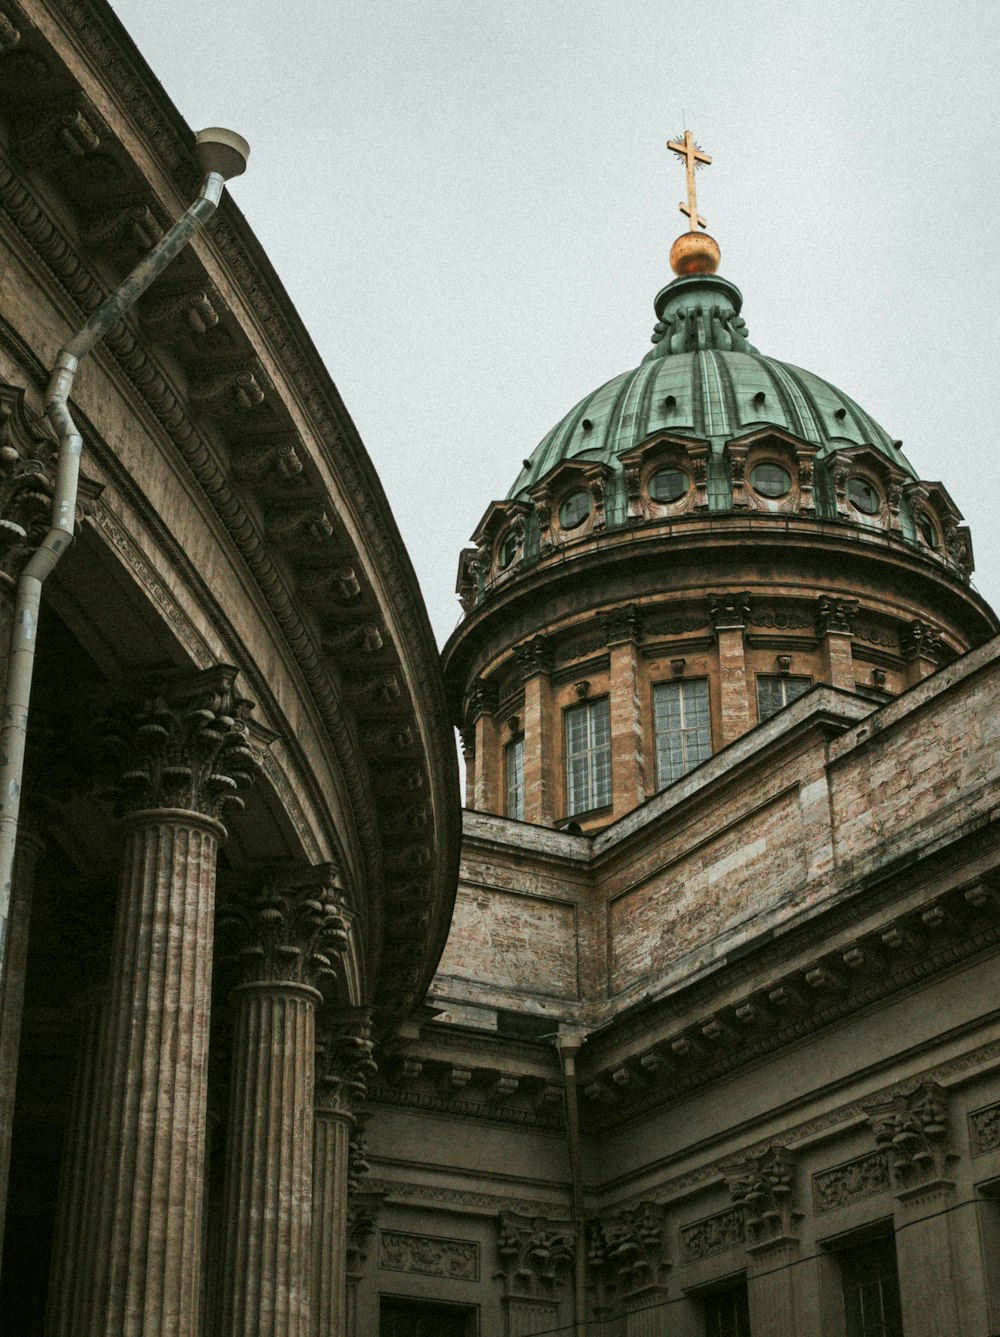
(815, 594, 859, 637)
(220, 862, 349, 993)
(709, 590, 751, 632)
(100, 666, 265, 823)
(514, 635, 554, 681)
(723, 1144, 800, 1244)
(864, 1079, 955, 1188)
(601, 603, 644, 647)
(316, 1008, 378, 1115)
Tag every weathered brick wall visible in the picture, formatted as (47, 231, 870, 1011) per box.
(432, 638, 1000, 1022)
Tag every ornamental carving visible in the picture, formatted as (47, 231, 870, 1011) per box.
(346, 1192, 382, 1274)
(469, 676, 500, 720)
(901, 619, 944, 665)
(98, 666, 263, 821)
(379, 1230, 479, 1281)
(723, 1145, 798, 1242)
(348, 1125, 371, 1195)
(588, 1201, 667, 1302)
(515, 636, 554, 681)
(601, 604, 644, 646)
(218, 863, 348, 991)
(709, 591, 751, 631)
(969, 1101, 1000, 1156)
(813, 1150, 890, 1213)
(496, 1212, 574, 1299)
(864, 1080, 953, 1186)
(679, 1207, 745, 1261)
(142, 286, 222, 341)
(316, 1010, 378, 1114)
(816, 595, 859, 637)
(750, 608, 813, 631)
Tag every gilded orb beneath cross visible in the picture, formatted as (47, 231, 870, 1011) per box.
(669, 230, 721, 276)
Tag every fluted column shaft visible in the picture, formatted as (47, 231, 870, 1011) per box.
(44, 985, 107, 1337)
(312, 1107, 353, 1337)
(0, 826, 43, 1262)
(86, 811, 223, 1335)
(219, 982, 319, 1337)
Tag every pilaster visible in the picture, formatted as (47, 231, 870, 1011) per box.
(865, 1081, 964, 1336)
(496, 1212, 574, 1337)
(710, 593, 751, 744)
(816, 596, 858, 691)
(469, 677, 500, 814)
(589, 1202, 669, 1337)
(216, 865, 349, 1337)
(602, 606, 645, 814)
(516, 638, 555, 825)
(725, 1146, 805, 1337)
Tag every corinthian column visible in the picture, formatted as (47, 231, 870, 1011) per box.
(312, 1011, 377, 1337)
(217, 866, 348, 1337)
(61, 668, 261, 1337)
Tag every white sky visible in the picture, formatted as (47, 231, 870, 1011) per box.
(109, 0, 1000, 646)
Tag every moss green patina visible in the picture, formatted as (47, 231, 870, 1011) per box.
(508, 273, 915, 503)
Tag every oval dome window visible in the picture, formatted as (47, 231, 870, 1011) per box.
(559, 489, 592, 529)
(750, 462, 792, 498)
(649, 467, 689, 503)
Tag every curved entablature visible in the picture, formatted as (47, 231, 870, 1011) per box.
(0, 1, 460, 1025)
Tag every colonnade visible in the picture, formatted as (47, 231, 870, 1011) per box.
(0, 666, 373, 1337)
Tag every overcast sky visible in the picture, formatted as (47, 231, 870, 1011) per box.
(109, 0, 1000, 646)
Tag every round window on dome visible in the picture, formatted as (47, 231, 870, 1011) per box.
(847, 477, 881, 514)
(559, 489, 592, 530)
(649, 467, 690, 504)
(750, 462, 792, 499)
(918, 512, 940, 549)
(497, 529, 520, 570)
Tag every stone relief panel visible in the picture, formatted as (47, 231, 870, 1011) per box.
(969, 1100, 1000, 1156)
(679, 1207, 746, 1262)
(378, 1230, 480, 1281)
(813, 1150, 891, 1213)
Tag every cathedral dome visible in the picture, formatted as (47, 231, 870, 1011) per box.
(508, 273, 914, 503)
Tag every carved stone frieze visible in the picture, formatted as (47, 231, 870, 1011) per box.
(969, 1100, 1000, 1156)
(750, 606, 814, 632)
(679, 1207, 745, 1262)
(813, 1150, 890, 1212)
(379, 1230, 479, 1281)
(218, 863, 348, 991)
(496, 1212, 574, 1300)
(724, 1145, 798, 1243)
(98, 666, 263, 820)
(864, 1080, 953, 1186)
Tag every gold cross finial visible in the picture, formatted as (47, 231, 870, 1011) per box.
(667, 130, 712, 231)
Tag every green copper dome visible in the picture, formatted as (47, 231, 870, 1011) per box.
(508, 274, 915, 500)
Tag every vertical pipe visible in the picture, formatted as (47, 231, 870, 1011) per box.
(0, 150, 242, 1006)
(558, 1033, 588, 1337)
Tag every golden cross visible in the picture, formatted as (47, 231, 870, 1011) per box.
(667, 130, 712, 231)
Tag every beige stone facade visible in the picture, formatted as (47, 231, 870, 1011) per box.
(2, 3, 1000, 1337)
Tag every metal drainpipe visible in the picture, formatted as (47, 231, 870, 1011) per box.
(0, 128, 249, 1001)
(558, 1032, 588, 1337)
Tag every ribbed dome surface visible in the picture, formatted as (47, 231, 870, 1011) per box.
(509, 275, 915, 499)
